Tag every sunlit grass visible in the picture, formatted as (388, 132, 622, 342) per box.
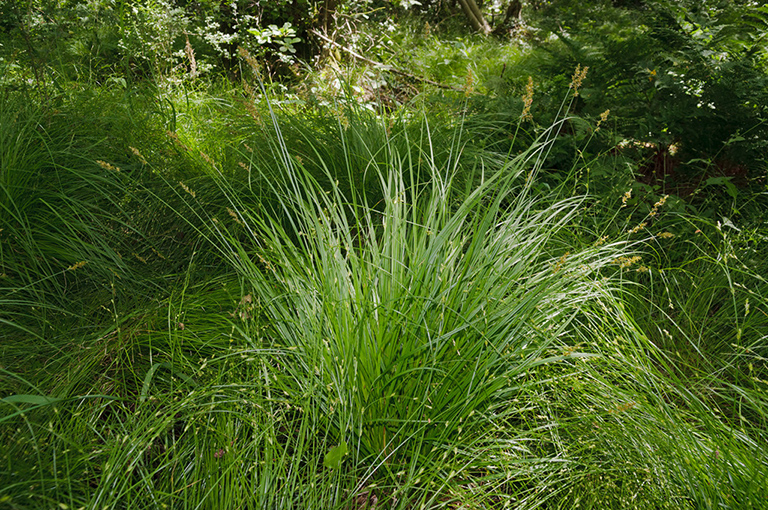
(1, 80, 767, 509)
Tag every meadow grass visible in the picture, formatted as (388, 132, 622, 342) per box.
(1, 80, 767, 509)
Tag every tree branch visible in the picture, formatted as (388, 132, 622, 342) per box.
(310, 30, 462, 91)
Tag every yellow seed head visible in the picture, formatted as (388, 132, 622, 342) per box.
(200, 151, 216, 167)
(649, 194, 669, 218)
(464, 67, 475, 96)
(621, 189, 631, 207)
(228, 208, 244, 226)
(552, 251, 570, 273)
(129, 146, 147, 165)
(570, 64, 589, 96)
(521, 76, 534, 121)
(167, 131, 190, 151)
(613, 255, 642, 269)
(96, 160, 120, 172)
(596, 109, 610, 130)
(179, 181, 196, 199)
(238, 46, 260, 76)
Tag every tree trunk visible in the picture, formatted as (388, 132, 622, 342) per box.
(492, 0, 523, 36)
(319, 0, 339, 34)
(457, 0, 492, 35)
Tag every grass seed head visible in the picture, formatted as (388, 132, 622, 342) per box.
(228, 208, 244, 226)
(596, 109, 610, 130)
(185, 35, 198, 78)
(649, 194, 669, 217)
(129, 146, 147, 165)
(238, 46, 260, 77)
(96, 160, 120, 172)
(179, 181, 196, 198)
(570, 64, 589, 96)
(464, 67, 475, 96)
(621, 190, 631, 207)
(613, 255, 642, 269)
(521, 76, 534, 121)
(200, 151, 216, 168)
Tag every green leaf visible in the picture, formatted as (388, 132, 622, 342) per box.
(721, 217, 741, 232)
(1, 394, 62, 423)
(704, 177, 738, 200)
(323, 441, 348, 469)
(2, 394, 61, 405)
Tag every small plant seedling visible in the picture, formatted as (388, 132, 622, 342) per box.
(323, 441, 348, 469)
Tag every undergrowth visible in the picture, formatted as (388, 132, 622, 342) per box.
(1, 61, 767, 510)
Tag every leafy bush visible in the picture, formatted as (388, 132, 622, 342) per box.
(508, 0, 768, 192)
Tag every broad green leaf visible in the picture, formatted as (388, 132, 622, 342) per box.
(1, 394, 62, 423)
(2, 394, 61, 405)
(323, 441, 348, 469)
(1, 394, 120, 424)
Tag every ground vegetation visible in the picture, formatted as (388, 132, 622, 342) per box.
(1, 1, 767, 508)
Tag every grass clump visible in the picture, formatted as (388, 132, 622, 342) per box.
(212, 108, 635, 505)
(1, 76, 767, 508)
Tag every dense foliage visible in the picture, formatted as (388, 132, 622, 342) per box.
(523, 0, 768, 185)
(1, 1, 767, 509)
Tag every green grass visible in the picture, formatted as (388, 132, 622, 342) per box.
(1, 74, 767, 510)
